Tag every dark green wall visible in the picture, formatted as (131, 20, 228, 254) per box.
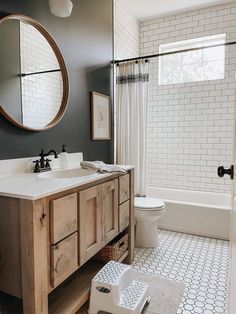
(0, 0, 114, 162)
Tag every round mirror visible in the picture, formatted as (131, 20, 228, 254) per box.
(0, 14, 69, 131)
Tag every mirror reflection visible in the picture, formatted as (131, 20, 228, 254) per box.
(0, 17, 65, 130)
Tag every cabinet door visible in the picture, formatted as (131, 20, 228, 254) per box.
(79, 185, 102, 265)
(102, 179, 118, 245)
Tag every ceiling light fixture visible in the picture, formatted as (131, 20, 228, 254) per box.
(49, 0, 73, 18)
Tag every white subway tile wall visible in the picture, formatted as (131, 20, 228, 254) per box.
(114, 0, 139, 60)
(20, 22, 63, 129)
(140, 3, 236, 193)
(114, 0, 140, 161)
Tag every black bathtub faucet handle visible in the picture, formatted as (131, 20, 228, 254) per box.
(217, 165, 234, 180)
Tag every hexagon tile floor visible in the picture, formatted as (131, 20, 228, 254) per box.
(132, 229, 230, 314)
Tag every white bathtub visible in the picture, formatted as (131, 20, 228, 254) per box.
(147, 186, 231, 240)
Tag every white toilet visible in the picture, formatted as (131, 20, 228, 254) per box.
(134, 197, 166, 248)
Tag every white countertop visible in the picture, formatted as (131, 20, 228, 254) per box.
(0, 166, 133, 200)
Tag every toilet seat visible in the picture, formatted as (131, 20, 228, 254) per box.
(134, 197, 165, 211)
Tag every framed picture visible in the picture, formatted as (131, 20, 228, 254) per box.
(90, 91, 111, 140)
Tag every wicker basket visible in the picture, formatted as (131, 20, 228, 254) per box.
(94, 233, 129, 263)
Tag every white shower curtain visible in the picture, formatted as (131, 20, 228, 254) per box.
(116, 60, 149, 196)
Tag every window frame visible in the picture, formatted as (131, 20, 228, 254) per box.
(158, 34, 226, 86)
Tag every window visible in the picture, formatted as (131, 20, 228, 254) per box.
(158, 34, 226, 85)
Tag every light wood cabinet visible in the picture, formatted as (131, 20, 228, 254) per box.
(79, 179, 120, 264)
(101, 179, 119, 245)
(79, 185, 102, 265)
(50, 232, 78, 288)
(119, 200, 130, 232)
(50, 193, 78, 244)
(0, 169, 134, 314)
(119, 174, 130, 204)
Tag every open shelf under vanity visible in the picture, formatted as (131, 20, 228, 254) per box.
(49, 251, 129, 314)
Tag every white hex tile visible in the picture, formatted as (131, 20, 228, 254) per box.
(132, 230, 229, 314)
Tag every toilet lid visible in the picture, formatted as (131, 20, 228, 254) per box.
(135, 197, 165, 211)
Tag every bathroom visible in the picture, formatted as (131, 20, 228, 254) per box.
(0, 0, 236, 313)
(114, 1, 236, 313)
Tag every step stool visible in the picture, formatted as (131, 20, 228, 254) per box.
(88, 261, 150, 314)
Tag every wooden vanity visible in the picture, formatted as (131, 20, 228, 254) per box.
(0, 169, 134, 314)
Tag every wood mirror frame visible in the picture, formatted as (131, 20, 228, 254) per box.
(0, 14, 69, 131)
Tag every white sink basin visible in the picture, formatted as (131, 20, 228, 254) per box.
(38, 168, 97, 179)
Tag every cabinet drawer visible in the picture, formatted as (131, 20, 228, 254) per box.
(119, 174, 130, 204)
(50, 232, 78, 288)
(50, 193, 77, 244)
(119, 200, 130, 232)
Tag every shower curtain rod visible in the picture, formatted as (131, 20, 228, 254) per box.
(114, 41, 236, 64)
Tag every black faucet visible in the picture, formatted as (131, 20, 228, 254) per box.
(39, 149, 58, 168)
(44, 149, 58, 159)
(33, 149, 58, 173)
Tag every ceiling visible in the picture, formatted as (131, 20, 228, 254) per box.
(125, 0, 232, 20)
